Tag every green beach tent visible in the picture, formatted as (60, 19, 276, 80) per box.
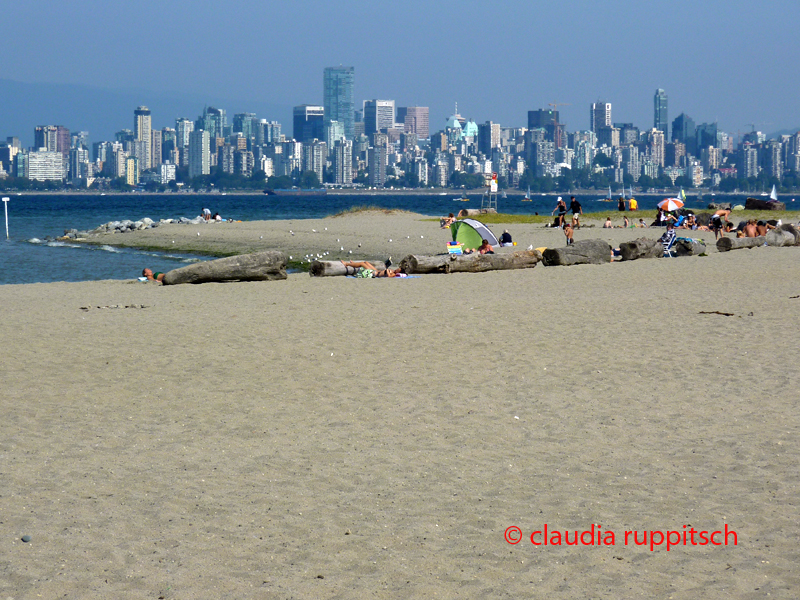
(450, 218, 499, 250)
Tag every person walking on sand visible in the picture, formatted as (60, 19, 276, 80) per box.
(552, 197, 567, 228)
(569, 196, 583, 228)
(563, 222, 574, 245)
(711, 208, 731, 239)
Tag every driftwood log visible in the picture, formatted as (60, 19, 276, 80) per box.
(674, 238, 706, 256)
(619, 238, 663, 261)
(745, 198, 786, 210)
(716, 236, 766, 252)
(163, 251, 287, 284)
(777, 223, 800, 245)
(766, 229, 796, 247)
(457, 208, 497, 217)
(399, 250, 541, 274)
(541, 239, 611, 266)
(309, 260, 387, 277)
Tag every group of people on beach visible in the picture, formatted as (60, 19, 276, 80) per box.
(551, 196, 583, 229)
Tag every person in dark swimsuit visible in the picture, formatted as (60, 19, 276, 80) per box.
(552, 197, 568, 228)
(142, 268, 165, 282)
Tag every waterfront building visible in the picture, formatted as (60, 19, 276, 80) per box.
(134, 106, 152, 169)
(738, 144, 759, 179)
(325, 120, 345, 156)
(160, 162, 176, 184)
(125, 156, 138, 186)
(701, 146, 723, 172)
(221, 145, 235, 174)
(323, 66, 355, 140)
(478, 121, 501, 156)
(363, 100, 395, 138)
(654, 89, 669, 139)
(69, 147, 89, 183)
(590, 102, 611, 134)
(645, 128, 665, 168)
(368, 136, 388, 187)
(764, 140, 783, 179)
(233, 113, 258, 141)
(189, 130, 210, 179)
(293, 105, 324, 143)
(302, 140, 326, 183)
(28, 149, 64, 181)
(696, 122, 718, 150)
(34, 125, 70, 161)
(175, 118, 194, 149)
(234, 150, 255, 178)
(151, 129, 162, 170)
(196, 107, 226, 139)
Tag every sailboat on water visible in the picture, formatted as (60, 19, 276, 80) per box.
(521, 185, 532, 201)
(769, 184, 779, 201)
(598, 185, 614, 202)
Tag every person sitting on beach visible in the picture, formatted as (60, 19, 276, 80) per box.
(464, 239, 495, 255)
(202, 208, 211, 222)
(499, 230, 513, 247)
(679, 214, 697, 230)
(552, 197, 568, 228)
(756, 220, 776, 236)
(340, 260, 404, 278)
(743, 219, 758, 237)
(213, 212, 222, 222)
(440, 213, 456, 228)
(564, 222, 574, 245)
(659, 223, 677, 254)
(142, 268, 165, 283)
(603, 217, 612, 228)
(636, 218, 648, 228)
(622, 215, 630, 228)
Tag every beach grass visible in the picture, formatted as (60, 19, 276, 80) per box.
(332, 205, 412, 217)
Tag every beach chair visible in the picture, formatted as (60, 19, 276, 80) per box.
(662, 231, 677, 257)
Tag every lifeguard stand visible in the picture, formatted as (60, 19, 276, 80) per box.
(481, 172, 499, 211)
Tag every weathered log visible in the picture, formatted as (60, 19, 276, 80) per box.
(766, 229, 796, 247)
(163, 251, 287, 284)
(745, 198, 786, 210)
(716, 236, 766, 252)
(619, 238, 663, 261)
(541, 239, 611, 266)
(399, 250, 541, 274)
(457, 208, 497, 217)
(309, 260, 387, 277)
(674, 238, 706, 256)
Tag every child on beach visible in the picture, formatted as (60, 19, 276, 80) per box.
(564, 223, 574, 245)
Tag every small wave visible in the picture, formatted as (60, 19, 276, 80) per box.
(99, 245, 121, 253)
(27, 238, 43, 244)
(46, 241, 81, 249)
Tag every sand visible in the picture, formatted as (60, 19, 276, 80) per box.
(2, 213, 800, 599)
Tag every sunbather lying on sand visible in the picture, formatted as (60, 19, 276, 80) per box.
(341, 261, 405, 278)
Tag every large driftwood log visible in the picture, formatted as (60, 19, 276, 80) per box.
(541, 239, 611, 266)
(745, 198, 786, 210)
(777, 223, 800, 245)
(163, 251, 287, 284)
(674, 238, 706, 256)
(716, 236, 766, 252)
(766, 229, 796, 247)
(457, 208, 497, 217)
(309, 260, 387, 277)
(399, 250, 541, 274)
(619, 238, 663, 261)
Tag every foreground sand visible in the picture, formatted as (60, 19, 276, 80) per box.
(3, 217, 800, 598)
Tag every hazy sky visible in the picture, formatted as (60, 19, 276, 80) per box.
(3, 0, 798, 139)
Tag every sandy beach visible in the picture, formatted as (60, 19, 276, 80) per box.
(3, 212, 800, 598)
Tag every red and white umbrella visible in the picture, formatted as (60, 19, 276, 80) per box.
(658, 198, 684, 212)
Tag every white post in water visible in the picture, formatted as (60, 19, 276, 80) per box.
(2, 197, 8, 240)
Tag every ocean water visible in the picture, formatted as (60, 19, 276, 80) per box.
(0, 191, 724, 285)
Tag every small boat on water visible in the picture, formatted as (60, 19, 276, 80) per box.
(521, 186, 532, 202)
(770, 184, 779, 201)
(598, 185, 614, 202)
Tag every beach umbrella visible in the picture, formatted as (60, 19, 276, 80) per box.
(658, 198, 684, 212)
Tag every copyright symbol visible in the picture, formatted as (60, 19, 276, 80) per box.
(504, 526, 522, 544)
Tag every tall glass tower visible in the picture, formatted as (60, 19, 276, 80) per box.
(654, 89, 668, 138)
(324, 66, 355, 140)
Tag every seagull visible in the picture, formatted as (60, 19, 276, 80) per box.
(197, 232, 200, 236)
(348, 250, 352, 254)
(420, 235, 424, 239)
(324, 227, 327, 231)
(527, 244, 534, 250)
(337, 238, 340, 242)
(340, 246, 344, 251)
(260, 236, 263, 239)
(358, 243, 361, 248)
(289, 256, 292, 259)
(388, 239, 392, 242)
(312, 229, 316, 233)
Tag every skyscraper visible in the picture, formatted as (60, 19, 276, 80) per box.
(363, 100, 395, 137)
(323, 66, 355, 140)
(134, 106, 152, 169)
(672, 113, 697, 156)
(189, 130, 210, 179)
(402, 107, 429, 139)
(590, 102, 611, 134)
(654, 89, 668, 137)
(293, 105, 324, 143)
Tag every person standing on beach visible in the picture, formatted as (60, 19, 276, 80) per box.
(618, 197, 626, 211)
(569, 196, 583, 228)
(711, 208, 731, 239)
(564, 222, 574, 245)
(552, 197, 568, 228)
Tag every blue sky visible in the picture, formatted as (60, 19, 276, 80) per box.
(2, 0, 797, 141)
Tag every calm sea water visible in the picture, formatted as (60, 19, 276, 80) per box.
(0, 191, 735, 284)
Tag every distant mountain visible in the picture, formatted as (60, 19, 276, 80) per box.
(0, 78, 292, 148)
(767, 127, 800, 139)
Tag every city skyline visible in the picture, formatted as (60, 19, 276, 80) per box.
(1, 0, 798, 145)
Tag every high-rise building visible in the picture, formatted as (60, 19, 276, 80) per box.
(175, 118, 194, 149)
(302, 140, 326, 183)
(323, 66, 355, 140)
(333, 139, 353, 185)
(363, 100, 395, 138)
(672, 113, 697, 156)
(478, 121, 501, 156)
(233, 113, 257, 141)
(34, 125, 70, 160)
(189, 130, 210, 179)
(645, 128, 666, 168)
(28, 149, 64, 181)
(654, 89, 668, 138)
(134, 106, 152, 169)
(196, 107, 226, 139)
(293, 105, 324, 143)
(590, 102, 611, 134)
(402, 106, 429, 139)
(150, 129, 162, 170)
